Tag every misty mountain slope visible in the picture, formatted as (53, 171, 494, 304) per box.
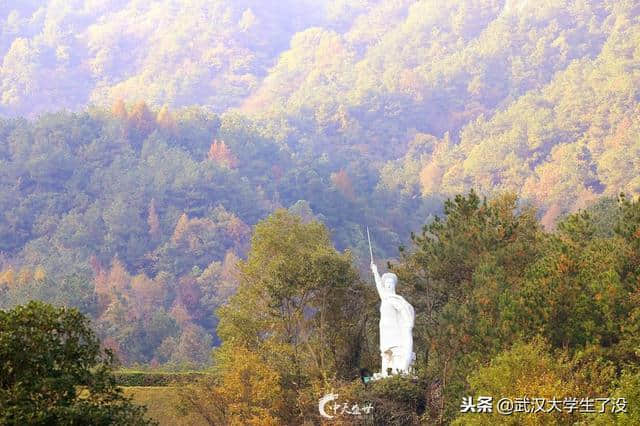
(243, 0, 618, 162)
(380, 0, 640, 225)
(1, 0, 638, 228)
(0, 0, 327, 116)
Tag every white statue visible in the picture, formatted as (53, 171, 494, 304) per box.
(370, 261, 415, 377)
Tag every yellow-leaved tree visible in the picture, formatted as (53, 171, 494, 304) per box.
(453, 339, 579, 426)
(182, 210, 374, 424)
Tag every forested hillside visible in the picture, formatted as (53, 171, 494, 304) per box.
(1, 0, 640, 393)
(2, 0, 639, 218)
(0, 105, 436, 366)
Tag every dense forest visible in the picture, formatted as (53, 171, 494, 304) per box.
(189, 195, 640, 424)
(1, 0, 640, 424)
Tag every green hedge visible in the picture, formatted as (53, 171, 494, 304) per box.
(114, 371, 211, 387)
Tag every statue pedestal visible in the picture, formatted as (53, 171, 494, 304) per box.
(371, 371, 418, 382)
(371, 352, 417, 381)
(371, 351, 416, 381)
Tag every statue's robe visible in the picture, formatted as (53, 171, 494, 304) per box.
(379, 293, 414, 352)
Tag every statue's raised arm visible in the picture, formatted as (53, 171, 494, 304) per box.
(370, 262, 384, 299)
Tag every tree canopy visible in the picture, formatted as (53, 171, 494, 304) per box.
(0, 301, 153, 425)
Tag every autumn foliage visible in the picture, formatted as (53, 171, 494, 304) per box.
(208, 140, 237, 168)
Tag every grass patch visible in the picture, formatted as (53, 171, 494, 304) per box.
(123, 386, 209, 426)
